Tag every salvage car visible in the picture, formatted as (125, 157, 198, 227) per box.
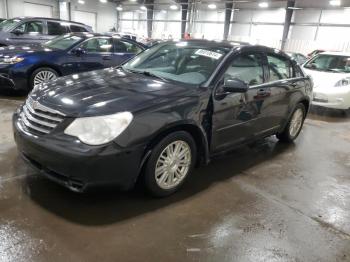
(13, 40, 312, 196)
(0, 17, 92, 46)
(303, 52, 350, 111)
(0, 33, 145, 92)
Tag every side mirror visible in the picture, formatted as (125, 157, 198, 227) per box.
(12, 29, 23, 35)
(72, 48, 86, 56)
(223, 78, 249, 93)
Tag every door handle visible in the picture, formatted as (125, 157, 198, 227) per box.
(256, 89, 270, 96)
(102, 56, 112, 60)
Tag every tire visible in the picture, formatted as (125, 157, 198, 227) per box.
(277, 103, 306, 143)
(143, 131, 197, 197)
(30, 67, 59, 90)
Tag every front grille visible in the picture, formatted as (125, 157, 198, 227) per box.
(19, 97, 66, 135)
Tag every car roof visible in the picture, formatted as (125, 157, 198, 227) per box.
(320, 51, 350, 56)
(157, 39, 287, 56)
(13, 17, 87, 26)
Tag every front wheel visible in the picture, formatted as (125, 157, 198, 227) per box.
(277, 103, 306, 143)
(30, 67, 58, 90)
(143, 131, 197, 197)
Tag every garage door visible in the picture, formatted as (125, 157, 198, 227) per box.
(24, 2, 53, 18)
(74, 11, 97, 32)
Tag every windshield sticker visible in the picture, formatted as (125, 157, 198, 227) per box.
(195, 49, 223, 60)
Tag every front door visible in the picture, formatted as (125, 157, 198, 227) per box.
(8, 20, 45, 45)
(211, 52, 268, 152)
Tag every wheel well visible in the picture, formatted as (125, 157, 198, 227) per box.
(143, 124, 208, 168)
(299, 99, 310, 113)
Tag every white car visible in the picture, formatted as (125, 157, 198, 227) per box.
(303, 52, 350, 111)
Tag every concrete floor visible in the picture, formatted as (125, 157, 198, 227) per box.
(0, 96, 350, 262)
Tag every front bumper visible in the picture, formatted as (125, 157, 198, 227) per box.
(13, 112, 145, 192)
(312, 89, 350, 110)
(0, 65, 28, 90)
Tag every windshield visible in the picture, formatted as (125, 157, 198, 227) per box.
(123, 42, 230, 85)
(304, 54, 350, 73)
(0, 18, 22, 31)
(43, 35, 83, 50)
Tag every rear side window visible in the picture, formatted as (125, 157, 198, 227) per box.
(79, 38, 113, 53)
(70, 25, 88, 32)
(224, 53, 264, 86)
(267, 55, 292, 81)
(115, 40, 143, 54)
(47, 22, 68, 35)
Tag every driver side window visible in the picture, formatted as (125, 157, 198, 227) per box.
(79, 38, 113, 53)
(224, 53, 264, 86)
(15, 21, 43, 34)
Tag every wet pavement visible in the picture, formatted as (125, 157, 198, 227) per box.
(0, 96, 350, 262)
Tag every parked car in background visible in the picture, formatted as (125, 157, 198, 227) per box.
(13, 40, 312, 196)
(0, 17, 92, 46)
(287, 52, 308, 65)
(307, 49, 325, 59)
(0, 18, 5, 23)
(303, 52, 350, 111)
(0, 33, 145, 92)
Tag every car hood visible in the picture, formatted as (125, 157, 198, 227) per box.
(0, 44, 54, 57)
(303, 68, 350, 90)
(29, 68, 199, 117)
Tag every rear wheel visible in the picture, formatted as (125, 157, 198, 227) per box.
(277, 103, 306, 142)
(143, 131, 196, 197)
(30, 67, 58, 90)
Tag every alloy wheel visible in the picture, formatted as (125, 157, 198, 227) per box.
(155, 140, 192, 190)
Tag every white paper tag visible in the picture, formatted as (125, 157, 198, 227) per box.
(195, 49, 223, 60)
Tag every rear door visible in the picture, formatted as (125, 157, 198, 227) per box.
(211, 51, 268, 152)
(75, 37, 114, 72)
(256, 52, 305, 135)
(113, 39, 143, 66)
(45, 21, 69, 41)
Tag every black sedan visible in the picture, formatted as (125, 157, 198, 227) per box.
(13, 40, 312, 196)
(0, 33, 145, 92)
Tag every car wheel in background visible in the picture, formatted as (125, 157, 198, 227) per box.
(143, 131, 197, 197)
(277, 103, 306, 143)
(30, 67, 59, 90)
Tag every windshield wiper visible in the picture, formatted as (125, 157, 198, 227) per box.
(127, 69, 168, 82)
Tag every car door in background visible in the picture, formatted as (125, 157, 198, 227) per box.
(113, 39, 143, 65)
(44, 21, 69, 42)
(8, 20, 45, 45)
(211, 52, 268, 152)
(76, 37, 114, 72)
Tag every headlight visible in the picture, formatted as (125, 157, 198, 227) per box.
(64, 112, 133, 146)
(335, 77, 350, 87)
(0, 56, 24, 64)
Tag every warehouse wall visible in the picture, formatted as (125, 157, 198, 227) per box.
(69, 0, 117, 33)
(0, 0, 59, 18)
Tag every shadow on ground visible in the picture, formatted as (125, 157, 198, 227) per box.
(20, 137, 294, 226)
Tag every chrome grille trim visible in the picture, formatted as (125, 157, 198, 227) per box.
(20, 112, 51, 134)
(20, 97, 66, 135)
(22, 106, 57, 128)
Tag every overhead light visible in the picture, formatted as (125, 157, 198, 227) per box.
(288, 6, 303, 10)
(116, 6, 123, 11)
(140, 5, 147, 10)
(330, 0, 341, 6)
(78, 0, 85, 4)
(161, 10, 167, 13)
(259, 2, 269, 8)
(99, 0, 107, 3)
(129, 0, 137, 2)
(208, 4, 217, 9)
(170, 5, 178, 10)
